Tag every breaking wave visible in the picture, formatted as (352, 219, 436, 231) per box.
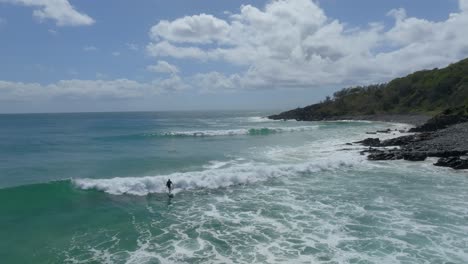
(73, 158, 357, 196)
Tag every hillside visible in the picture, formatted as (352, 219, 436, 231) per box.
(269, 58, 468, 121)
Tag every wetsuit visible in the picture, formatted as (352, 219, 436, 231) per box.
(166, 180, 173, 192)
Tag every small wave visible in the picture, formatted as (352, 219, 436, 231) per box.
(202, 159, 245, 170)
(158, 126, 319, 137)
(194, 116, 275, 127)
(161, 128, 248, 137)
(328, 120, 374, 123)
(73, 159, 354, 196)
(245, 116, 275, 123)
(226, 116, 280, 123)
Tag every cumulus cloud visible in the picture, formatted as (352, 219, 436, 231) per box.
(147, 41, 209, 60)
(0, 0, 94, 26)
(153, 74, 189, 92)
(147, 60, 180, 74)
(0, 77, 188, 101)
(192, 72, 241, 93)
(126, 43, 139, 51)
(150, 14, 230, 44)
(83, 45, 97, 52)
(147, 0, 468, 90)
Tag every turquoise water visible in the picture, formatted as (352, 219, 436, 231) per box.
(0, 111, 467, 263)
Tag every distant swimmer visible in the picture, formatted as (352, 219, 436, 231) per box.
(166, 179, 173, 193)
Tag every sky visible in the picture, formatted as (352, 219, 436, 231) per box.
(0, 0, 466, 113)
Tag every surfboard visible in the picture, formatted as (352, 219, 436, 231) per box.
(167, 193, 174, 198)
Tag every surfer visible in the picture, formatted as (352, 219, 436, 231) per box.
(166, 179, 173, 193)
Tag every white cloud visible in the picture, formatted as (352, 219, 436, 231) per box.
(0, 77, 188, 101)
(112, 51, 121, 56)
(147, 41, 209, 60)
(0, 0, 94, 26)
(386, 9, 435, 46)
(147, 0, 468, 91)
(147, 60, 180, 74)
(192, 72, 241, 93)
(83, 45, 97, 52)
(126, 43, 139, 51)
(67, 69, 78, 75)
(460, 0, 468, 11)
(95, 72, 108, 80)
(153, 74, 189, 92)
(150, 14, 230, 44)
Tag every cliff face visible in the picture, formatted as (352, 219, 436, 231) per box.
(269, 58, 468, 121)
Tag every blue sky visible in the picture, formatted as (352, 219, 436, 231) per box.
(0, 0, 466, 113)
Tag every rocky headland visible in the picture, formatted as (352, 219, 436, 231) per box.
(357, 119, 468, 170)
(353, 106, 468, 169)
(268, 57, 468, 170)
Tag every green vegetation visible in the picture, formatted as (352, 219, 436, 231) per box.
(412, 104, 468, 131)
(270, 58, 468, 120)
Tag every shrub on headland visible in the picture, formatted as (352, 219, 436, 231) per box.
(269, 58, 468, 121)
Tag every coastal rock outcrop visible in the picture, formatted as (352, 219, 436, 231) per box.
(359, 121, 468, 169)
(380, 133, 433, 147)
(367, 150, 428, 162)
(355, 138, 381, 147)
(434, 157, 468, 170)
(367, 150, 402, 161)
(402, 152, 427, 161)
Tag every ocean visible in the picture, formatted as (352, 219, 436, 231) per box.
(0, 111, 467, 263)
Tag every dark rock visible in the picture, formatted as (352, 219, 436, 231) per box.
(377, 129, 391, 133)
(355, 138, 381, 147)
(360, 148, 381, 155)
(380, 133, 433, 147)
(410, 106, 468, 132)
(434, 157, 458, 167)
(381, 135, 414, 146)
(426, 150, 468, 158)
(434, 156, 468, 170)
(402, 152, 427, 161)
(368, 150, 403, 161)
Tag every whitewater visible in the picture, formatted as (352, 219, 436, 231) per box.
(0, 111, 467, 263)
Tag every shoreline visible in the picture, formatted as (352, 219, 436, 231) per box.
(269, 113, 431, 127)
(320, 114, 431, 127)
(350, 115, 468, 170)
(269, 113, 467, 170)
